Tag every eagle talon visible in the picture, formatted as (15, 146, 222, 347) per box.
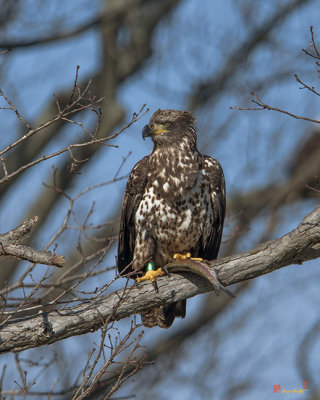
(162, 267, 170, 276)
(173, 252, 203, 261)
(136, 268, 165, 283)
(152, 280, 159, 293)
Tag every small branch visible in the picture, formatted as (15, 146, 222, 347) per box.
(230, 91, 320, 125)
(0, 103, 147, 185)
(0, 216, 38, 242)
(302, 26, 320, 60)
(0, 89, 31, 129)
(0, 81, 104, 159)
(0, 206, 319, 354)
(294, 73, 320, 97)
(0, 241, 65, 268)
(0, 217, 65, 268)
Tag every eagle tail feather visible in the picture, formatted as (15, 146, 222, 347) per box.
(140, 300, 186, 329)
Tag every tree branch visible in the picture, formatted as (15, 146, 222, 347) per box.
(0, 217, 65, 268)
(230, 91, 320, 125)
(0, 206, 319, 354)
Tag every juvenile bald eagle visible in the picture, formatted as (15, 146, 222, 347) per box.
(118, 109, 226, 328)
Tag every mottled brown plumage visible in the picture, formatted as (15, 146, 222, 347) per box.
(118, 109, 226, 328)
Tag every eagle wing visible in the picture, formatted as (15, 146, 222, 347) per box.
(199, 156, 226, 260)
(117, 156, 149, 275)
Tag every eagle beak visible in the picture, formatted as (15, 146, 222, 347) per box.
(142, 123, 168, 140)
(142, 124, 152, 140)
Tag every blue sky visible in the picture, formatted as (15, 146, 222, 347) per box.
(1, 0, 320, 398)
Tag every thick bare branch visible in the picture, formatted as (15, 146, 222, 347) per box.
(0, 217, 65, 268)
(0, 241, 65, 268)
(215, 206, 320, 284)
(0, 206, 319, 354)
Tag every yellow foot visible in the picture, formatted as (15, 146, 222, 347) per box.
(173, 252, 203, 261)
(136, 268, 165, 283)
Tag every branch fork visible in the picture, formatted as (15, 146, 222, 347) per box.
(0, 217, 65, 268)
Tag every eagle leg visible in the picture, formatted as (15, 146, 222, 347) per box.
(173, 252, 203, 261)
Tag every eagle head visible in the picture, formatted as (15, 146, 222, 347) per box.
(142, 109, 196, 147)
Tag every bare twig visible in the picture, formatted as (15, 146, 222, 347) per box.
(0, 102, 147, 185)
(0, 83, 102, 156)
(294, 73, 320, 97)
(302, 26, 320, 61)
(0, 89, 31, 129)
(230, 91, 320, 124)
